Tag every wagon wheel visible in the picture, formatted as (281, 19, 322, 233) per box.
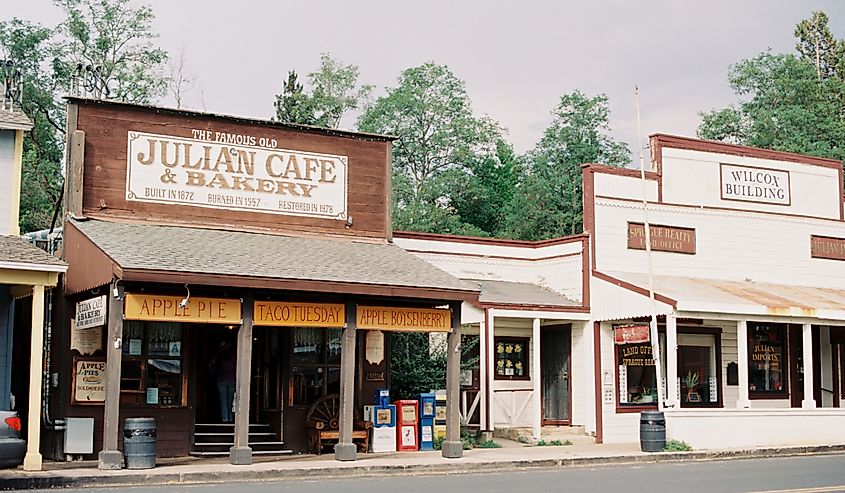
(306, 394, 341, 432)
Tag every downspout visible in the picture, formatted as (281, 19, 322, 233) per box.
(41, 234, 64, 431)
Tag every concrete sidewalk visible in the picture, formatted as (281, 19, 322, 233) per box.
(2, 440, 844, 490)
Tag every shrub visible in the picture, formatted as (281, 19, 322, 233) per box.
(663, 439, 693, 451)
(476, 440, 502, 448)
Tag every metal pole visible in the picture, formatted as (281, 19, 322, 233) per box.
(635, 86, 666, 410)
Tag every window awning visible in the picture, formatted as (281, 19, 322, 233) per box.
(599, 271, 845, 322)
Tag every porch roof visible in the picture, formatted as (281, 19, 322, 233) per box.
(65, 218, 479, 301)
(603, 271, 845, 322)
(0, 235, 66, 273)
(467, 279, 581, 309)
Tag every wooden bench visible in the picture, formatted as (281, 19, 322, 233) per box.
(306, 394, 372, 455)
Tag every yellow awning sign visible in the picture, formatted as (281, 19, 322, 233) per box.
(124, 294, 241, 324)
(357, 306, 451, 332)
(254, 302, 345, 327)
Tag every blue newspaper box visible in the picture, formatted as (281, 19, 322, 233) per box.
(417, 393, 436, 451)
(365, 388, 396, 453)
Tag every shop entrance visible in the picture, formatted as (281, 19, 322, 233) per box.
(541, 325, 571, 424)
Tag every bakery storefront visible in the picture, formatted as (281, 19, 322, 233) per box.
(54, 98, 477, 468)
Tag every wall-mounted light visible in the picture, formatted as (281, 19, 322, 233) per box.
(112, 279, 124, 300)
(179, 283, 191, 309)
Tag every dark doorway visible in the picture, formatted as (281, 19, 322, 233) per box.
(541, 324, 571, 424)
(788, 325, 822, 408)
(195, 326, 238, 423)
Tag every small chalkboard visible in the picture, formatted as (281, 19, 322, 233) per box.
(726, 362, 738, 386)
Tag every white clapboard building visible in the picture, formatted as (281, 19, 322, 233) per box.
(396, 134, 845, 448)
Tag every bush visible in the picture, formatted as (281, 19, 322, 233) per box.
(663, 439, 693, 451)
(476, 440, 502, 448)
(536, 439, 572, 446)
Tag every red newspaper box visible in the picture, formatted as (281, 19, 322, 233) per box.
(394, 399, 419, 451)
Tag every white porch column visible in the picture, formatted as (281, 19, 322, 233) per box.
(665, 312, 679, 408)
(802, 323, 816, 409)
(23, 285, 44, 471)
(531, 318, 541, 441)
(486, 309, 496, 431)
(479, 315, 487, 432)
(736, 320, 751, 408)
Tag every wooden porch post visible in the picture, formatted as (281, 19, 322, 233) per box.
(98, 284, 124, 469)
(334, 301, 357, 461)
(22, 285, 44, 471)
(230, 294, 254, 464)
(441, 302, 463, 458)
(736, 320, 751, 408)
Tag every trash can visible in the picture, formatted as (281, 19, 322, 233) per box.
(639, 410, 665, 452)
(124, 417, 156, 469)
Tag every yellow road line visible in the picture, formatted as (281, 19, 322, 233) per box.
(750, 486, 845, 493)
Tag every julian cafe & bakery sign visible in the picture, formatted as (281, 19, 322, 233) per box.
(126, 129, 348, 219)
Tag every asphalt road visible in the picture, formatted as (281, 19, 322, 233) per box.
(30, 454, 845, 493)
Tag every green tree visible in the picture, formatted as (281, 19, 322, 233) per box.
(502, 91, 630, 240)
(56, 0, 168, 103)
(0, 20, 65, 233)
(273, 70, 318, 125)
(274, 53, 371, 128)
(1, 0, 171, 232)
(698, 11, 845, 163)
(358, 62, 502, 234)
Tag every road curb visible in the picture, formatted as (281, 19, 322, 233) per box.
(2, 444, 845, 490)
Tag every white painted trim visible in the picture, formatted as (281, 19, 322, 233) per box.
(665, 312, 679, 407)
(0, 261, 67, 273)
(490, 309, 589, 320)
(532, 318, 541, 440)
(802, 323, 815, 409)
(736, 320, 750, 408)
(486, 309, 496, 431)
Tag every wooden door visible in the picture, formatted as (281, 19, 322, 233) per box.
(541, 325, 571, 424)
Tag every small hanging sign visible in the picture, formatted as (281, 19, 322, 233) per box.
(614, 324, 650, 345)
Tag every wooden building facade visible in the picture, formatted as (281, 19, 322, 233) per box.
(52, 98, 477, 467)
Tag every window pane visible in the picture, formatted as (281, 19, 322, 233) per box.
(292, 329, 321, 365)
(148, 323, 182, 356)
(326, 329, 342, 365)
(147, 359, 182, 405)
(748, 324, 785, 393)
(291, 366, 323, 406)
(495, 338, 528, 379)
(617, 342, 656, 404)
(120, 360, 143, 391)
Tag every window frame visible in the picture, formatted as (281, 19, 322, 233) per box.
(288, 327, 343, 408)
(747, 322, 789, 400)
(120, 321, 187, 408)
(493, 336, 530, 381)
(677, 327, 723, 408)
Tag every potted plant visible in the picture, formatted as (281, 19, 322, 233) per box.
(640, 386, 655, 403)
(684, 371, 701, 403)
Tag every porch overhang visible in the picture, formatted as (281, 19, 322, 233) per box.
(601, 271, 845, 323)
(64, 218, 480, 302)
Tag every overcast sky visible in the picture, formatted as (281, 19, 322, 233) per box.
(6, 1, 845, 156)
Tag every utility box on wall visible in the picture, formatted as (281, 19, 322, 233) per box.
(64, 417, 94, 455)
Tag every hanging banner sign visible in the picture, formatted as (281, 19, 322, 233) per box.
(126, 131, 348, 220)
(614, 324, 650, 345)
(720, 163, 791, 206)
(357, 306, 451, 332)
(124, 294, 241, 324)
(72, 358, 106, 404)
(253, 301, 345, 327)
(811, 235, 845, 261)
(76, 295, 107, 330)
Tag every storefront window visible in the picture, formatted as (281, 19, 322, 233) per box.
(121, 321, 183, 406)
(748, 323, 787, 396)
(617, 342, 657, 405)
(494, 337, 528, 380)
(678, 333, 719, 407)
(291, 328, 342, 407)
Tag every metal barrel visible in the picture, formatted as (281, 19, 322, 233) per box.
(639, 410, 666, 453)
(123, 417, 157, 469)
